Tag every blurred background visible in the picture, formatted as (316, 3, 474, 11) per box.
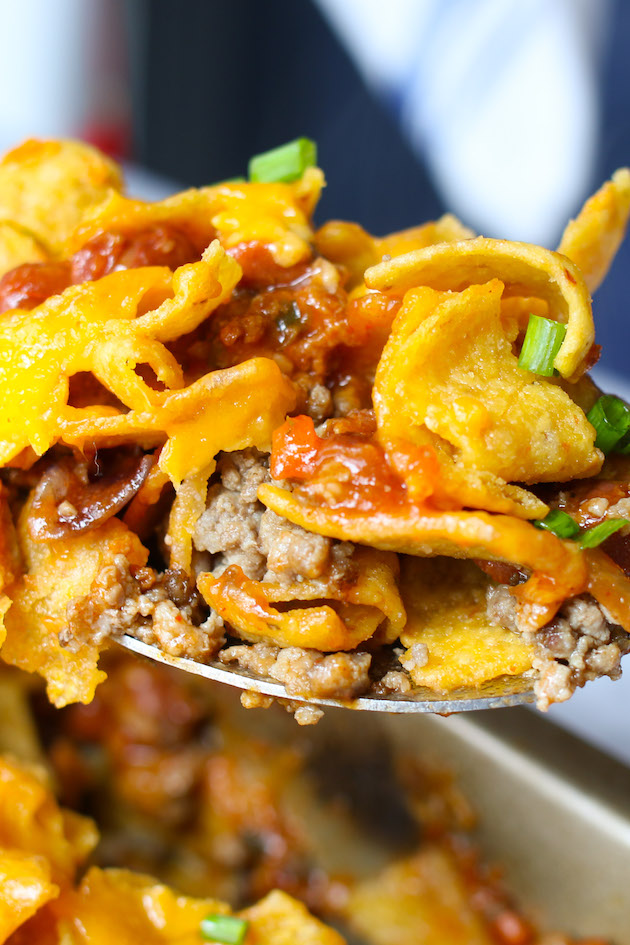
(0, 0, 629, 756)
(0, 0, 628, 371)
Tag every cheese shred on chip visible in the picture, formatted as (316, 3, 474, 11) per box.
(0, 138, 629, 714)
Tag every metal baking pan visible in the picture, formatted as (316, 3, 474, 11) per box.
(356, 706, 630, 940)
(230, 695, 630, 939)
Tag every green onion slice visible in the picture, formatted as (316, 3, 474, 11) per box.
(518, 314, 567, 376)
(200, 915, 249, 945)
(533, 509, 580, 539)
(579, 519, 626, 549)
(586, 394, 630, 453)
(248, 137, 317, 183)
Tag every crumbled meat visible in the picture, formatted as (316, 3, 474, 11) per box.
(401, 643, 429, 672)
(306, 382, 333, 422)
(194, 448, 355, 589)
(219, 449, 270, 502)
(561, 596, 609, 641)
(220, 642, 280, 677)
(63, 556, 223, 661)
(485, 584, 518, 633)
(293, 704, 325, 725)
(194, 484, 266, 579)
(379, 670, 412, 694)
(259, 509, 331, 580)
(220, 642, 372, 700)
(531, 659, 574, 710)
(193, 450, 270, 579)
(270, 647, 372, 699)
(239, 690, 274, 710)
(486, 583, 629, 709)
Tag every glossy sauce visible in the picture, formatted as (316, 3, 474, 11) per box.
(0, 224, 199, 312)
(271, 414, 412, 513)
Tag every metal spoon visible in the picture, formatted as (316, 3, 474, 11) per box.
(117, 634, 535, 712)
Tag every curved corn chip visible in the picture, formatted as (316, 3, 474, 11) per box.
(53, 873, 342, 945)
(374, 281, 600, 498)
(53, 867, 227, 945)
(0, 221, 49, 276)
(199, 568, 383, 651)
(0, 242, 241, 468)
(198, 546, 405, 650)
(240, 890, 347, 945)
(258, 483, 588, 629)
(0, 756, 97, 887)
(0, 850, 57, 941)
(1, 514, 147, 707)
(399, 558, 534, 692)
(315, 213, 474, 289)
(558, 167, 630, 293)
(0, 139, 122, 254)
(377, 214, 475, 258)
(365, 236, 594, 379)
(69, 167, 324, 267)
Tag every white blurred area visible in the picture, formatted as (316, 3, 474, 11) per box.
(314, 0, 611, 245)
(0, 0, 130, 157)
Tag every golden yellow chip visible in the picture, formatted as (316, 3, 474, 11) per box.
(558, 167, 630, 292)
(365, 236, 594, 379)
(1, 516, 147, 707)
(0, 139, 122, 254)
(374, 280, 600, 492)
(399, 558, 533, 692)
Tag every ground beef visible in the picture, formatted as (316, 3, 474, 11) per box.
(193, 448, 355, 590)
(219, 642, 372, 701)
(259, 509, 331, 581)
(485, 584, 630, 709)
(193, 450, 269, 579)
(63, 556, 224, 661)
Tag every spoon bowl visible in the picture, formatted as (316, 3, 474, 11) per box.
(117, 635, 535, 713)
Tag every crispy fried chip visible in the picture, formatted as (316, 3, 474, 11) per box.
(373, 280, 600, 502)
(344, 849, 493, 945)
(0, 515, 147, 706)
(315, 214, 474, 289)
(0, 756, 97, 886)
(258, 483, 588, 630)
(69, 167, 324, 267)
(0, 221, 49, 276)
(365, 237, 594, 379)
(0, 484, 21, 593)
(0, 139, 122, 254)
(0, 241, 241, 469)
(52, 867, 227, 945)
(399, 558, 534, 691)
(198, 547, 404, 650)
(240, 889, 347, 945)
(558, 168, 630, 293)
(0, 850, 57, 942)
(52, 874, 343, 945)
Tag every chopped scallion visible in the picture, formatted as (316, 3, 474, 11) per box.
(518, 314, 566, 376)
(248, 137, 317, 183)
(579, 519, 626, 549)
(200, 915, 249, 945)
(533, 509, 580, 539)
(586, 394, 630, 453)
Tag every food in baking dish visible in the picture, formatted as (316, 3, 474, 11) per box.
(0, 655, 612, 943)
(1, 137, 630, 713)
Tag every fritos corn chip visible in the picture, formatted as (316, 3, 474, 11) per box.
(0, 137, 629, 713)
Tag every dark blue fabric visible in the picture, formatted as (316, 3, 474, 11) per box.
(132, 0, 444, 234)
(590, 0, 630, 377)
